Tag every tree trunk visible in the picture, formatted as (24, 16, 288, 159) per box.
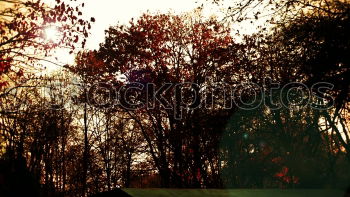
(82, 102, 89, 197)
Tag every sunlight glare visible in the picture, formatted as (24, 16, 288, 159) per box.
(45, 26, 60, 43)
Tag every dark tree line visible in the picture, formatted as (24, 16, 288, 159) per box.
(0, 0, 350, 196)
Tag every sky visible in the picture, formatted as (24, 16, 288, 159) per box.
(42, 0, 205, 70)
(81, 0, 203, 49)
(41, 0, 268, 71)
(79, 0, 267, 49)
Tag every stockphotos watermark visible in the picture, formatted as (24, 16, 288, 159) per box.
(2, 79, 334, 119)
(83, 79, 333, 119)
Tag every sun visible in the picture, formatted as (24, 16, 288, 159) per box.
(45, 26, 60, 43)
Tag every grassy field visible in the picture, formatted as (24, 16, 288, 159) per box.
(123, 189, 345, 197)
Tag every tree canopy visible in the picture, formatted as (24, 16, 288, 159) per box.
(0, 0, 350, 196)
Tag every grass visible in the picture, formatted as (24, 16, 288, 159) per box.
(123, 189, 345, 197)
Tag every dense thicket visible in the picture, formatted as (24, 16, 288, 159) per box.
(0, 0, 349, 196)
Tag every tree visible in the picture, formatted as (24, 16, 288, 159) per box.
(0, 0, 94, 196)
(204, 0, 350, 188)
(95, 11, 252, 187)
(256, 0, 350, 162)
(0, 0, 93, 97)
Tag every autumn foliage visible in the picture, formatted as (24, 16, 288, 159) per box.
(0, 0, 93, 90)
(0, 0, 350, 196)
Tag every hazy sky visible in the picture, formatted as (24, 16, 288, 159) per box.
(81, 0, 202, 49)
(42, 0, 266, 70)
(47, 0, 265, 50)
(42, 0, 205, 69)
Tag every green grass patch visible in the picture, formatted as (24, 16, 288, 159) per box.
(123, 189, 345, 197)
